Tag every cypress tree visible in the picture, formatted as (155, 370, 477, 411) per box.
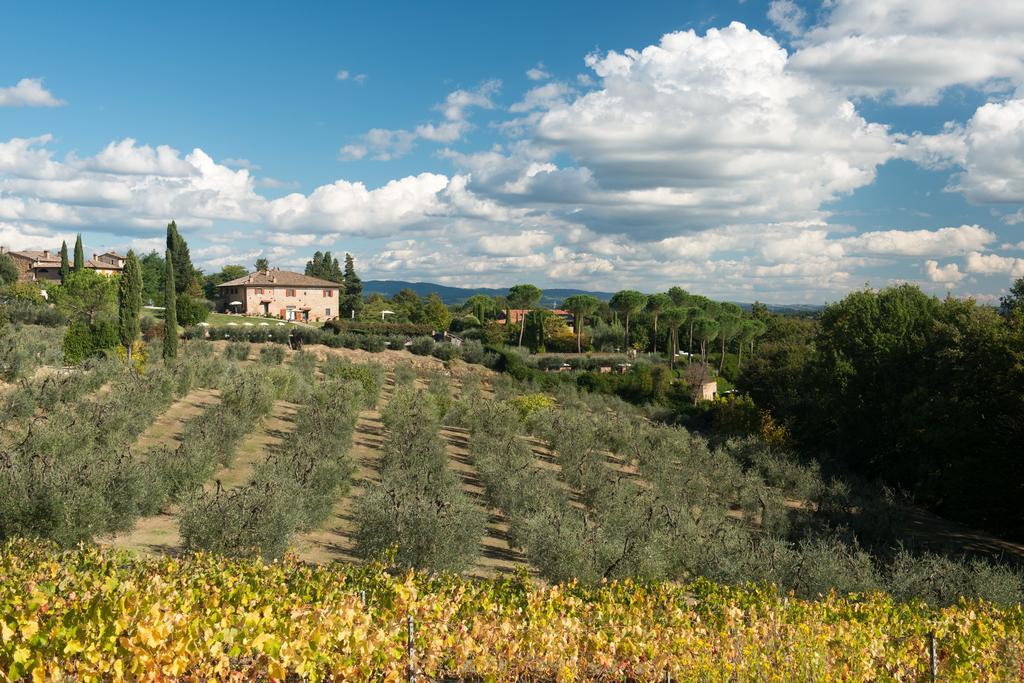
(59, 241, 70, 282)
(118, 250, 143, 361)
(341, 253, 362, 317)
(163, 250, 178, 360)
(73, 234, 84, 272)
(165, 221, 192, 295)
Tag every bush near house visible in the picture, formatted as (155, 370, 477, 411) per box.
(323, 320, 433, 336)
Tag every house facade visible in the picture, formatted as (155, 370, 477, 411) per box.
(0, 247, 124, 283)
(217, 268, 342, 322)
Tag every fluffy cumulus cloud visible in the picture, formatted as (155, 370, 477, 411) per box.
(519, 23, 897, 236)
(0, 78, 65, 107)
(842, 225, 995, 257)
(788, 0, 1024, 104)
(0, 135, 469, 253)
(946, 98, 1024, 204)
(966, 251, 1024, 278)
(924, 260, 965, 285)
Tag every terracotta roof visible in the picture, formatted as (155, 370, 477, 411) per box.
(218, 269, 342, 288)
(9, 250, 121, 270)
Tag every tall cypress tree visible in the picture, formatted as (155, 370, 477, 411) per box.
(118, 250, 143, 361)
(341, 253, 362, 317)
(59, 241, 70, 282)
(165, 221, 192, 295)
(73, 234, 85, 272)
(162, 250, 178, 360)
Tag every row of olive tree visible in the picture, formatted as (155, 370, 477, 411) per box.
(180, 373, 364, 558)
(352, 387, 485, 572)
(455, 392, 1024, 603)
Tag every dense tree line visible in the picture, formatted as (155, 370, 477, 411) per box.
(740, 282, 1024, 540)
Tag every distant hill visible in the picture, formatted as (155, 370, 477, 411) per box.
(364, 280, 823, 313)
(363, 280, 614, 307)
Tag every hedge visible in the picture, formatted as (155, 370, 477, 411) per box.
(323, 320, 433, 336)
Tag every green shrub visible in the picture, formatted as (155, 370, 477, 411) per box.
(460, 339, 486, 365)
(393, 363, 417, 387)
(224, 342, 251, 361)
(321, 358, 384, 408)
(359, 335, 387, 352)
(431, 342, 459, 362)
(323, 320, 433, 337)
(180, 483, 301, 560)
(259, 345, 286, 364)
(409, 336, 435, 356)
(62, 320, 117, 365)
(176, 296, 211, 327)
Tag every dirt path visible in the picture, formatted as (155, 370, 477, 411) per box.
(899, 507, 1024, 564)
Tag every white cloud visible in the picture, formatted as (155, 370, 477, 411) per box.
(526, 63, 551, 81)
(946, 98, 1024, 203)
(336, 70, 366, 84)
(265, 173, 450, 234)
(521, 22, 896, 236)
(842, 225, 996, 257)
(221, 158, 259, 170)
(0, 78, 65, 107)
(129, 237, 166, 253)
(0, 134, 473, 248)
(339, 128, 417, 161)
(965, 251, 1024, 278)
(767, 0, 806, 36)
(476, 230, 552, 256)
(788, 0, 1024, 104)
(509, 82, 573, 113)
(88, 139, 194, 176)
(339, 81, 499, 160)
(924, 260, 965, 284)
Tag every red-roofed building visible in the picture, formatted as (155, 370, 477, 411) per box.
(0, 247, 124, 283)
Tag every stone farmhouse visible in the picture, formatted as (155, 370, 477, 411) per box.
(217, 268, 341, 322)
(0, 247, 124, 283)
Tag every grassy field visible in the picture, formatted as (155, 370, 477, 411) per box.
(205, 312, 299, 326)
(142, 307, 302, 328)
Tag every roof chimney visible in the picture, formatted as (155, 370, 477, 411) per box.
(42, 249, 49, 258)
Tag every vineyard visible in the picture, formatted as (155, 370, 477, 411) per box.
(2, 541, 1023, 681)
(2, 327, 1024, 679)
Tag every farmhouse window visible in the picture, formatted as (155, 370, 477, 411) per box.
(286, 288, 297, 296)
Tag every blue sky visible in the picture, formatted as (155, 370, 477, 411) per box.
(2, 0, 1024, 303)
